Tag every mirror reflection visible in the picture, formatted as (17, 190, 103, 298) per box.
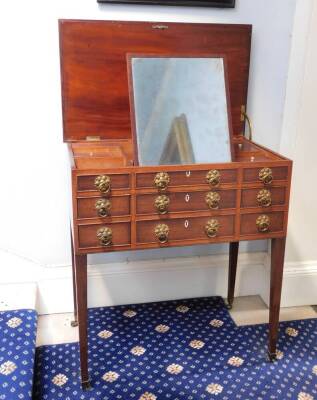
(130, 57, 233, 166)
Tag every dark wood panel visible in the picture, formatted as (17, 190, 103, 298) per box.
(136, 215, 234, 243)
(268, 237, 286, 359)
(136, 189, 236, 215)
(78, 222, 131, 248)
(136, 169, 237, 188)
(77, 196, 130, 219)
(241, 187, 286, 208)
(59, 20, 251, 141)
(240, 212, 284, 235)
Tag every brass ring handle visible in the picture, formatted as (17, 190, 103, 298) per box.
(97, 227, 113, 246)
(256, 215, 270, 232)
(205, 219, 220, 238)
(154, 223, 169, 244)
(95, 199, 111, 217)
(259, 168, 273, 185)
(154, 172, 170, 191)
(257, 189, 272, 207)
(205, 192, 221, 210)
(94, 175, 111, 194)
(154, 195, 170, 214)
(206, 170, 221, 187)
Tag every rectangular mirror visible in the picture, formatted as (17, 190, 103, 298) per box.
(128, 55, 234, 166)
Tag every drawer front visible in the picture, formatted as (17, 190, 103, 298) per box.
(77, 196, 130, 219)
(241, 187, 286, 209)
(136, 169, 237, 189)
(136, 190, 236, 215)
(78, 222, 131, 248)
(243, 167, 288, 184)
(77, 174, 130, 191)
(240, 212, 284, 235)
(136, 215, 235, 244)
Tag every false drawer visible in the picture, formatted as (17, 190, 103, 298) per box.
(136, 169, 237, 189)
(136, 215, 235, 244)
(136, 190, 236, 215)
(240, 212, 284, 236)
(77, 195, 130, 219)
(78, 222, 131, 249)
(243, 167, 288, 184)
(77, 173, 130, 192)
(241, 187, 286, 209)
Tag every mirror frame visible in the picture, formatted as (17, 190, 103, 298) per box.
(127, 53, 235, 166)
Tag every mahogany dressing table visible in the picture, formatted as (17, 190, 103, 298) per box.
(59, 20, 292, 389)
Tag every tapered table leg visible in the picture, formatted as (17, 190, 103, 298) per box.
(227, 242, 239, 309)
(75, 254, 90, 389)
(70, 227, 78, 327)
(268, 237, 286, 361)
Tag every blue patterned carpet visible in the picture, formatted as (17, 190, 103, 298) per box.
(33, 297, 317, 400)
(0, 309, 38, 400)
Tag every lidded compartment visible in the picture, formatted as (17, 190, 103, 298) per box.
(59, 20, 257, 168)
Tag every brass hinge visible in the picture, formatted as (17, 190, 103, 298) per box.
(240, 105, 246, 122)
(152, 24, 169, 30)
(86, 135, 101, 141)
(240, 105, 253, 141)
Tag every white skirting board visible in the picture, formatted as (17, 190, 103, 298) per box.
(0, 250, 316, 314)
(261, 259, 317, 308)
(37, 253, 317, 314)
(37, 252, 267, 315)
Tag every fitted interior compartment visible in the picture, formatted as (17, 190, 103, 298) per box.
(70, 137, 286, 170)
(72, 139, 134, 169)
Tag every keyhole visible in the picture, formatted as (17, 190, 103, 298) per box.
(184, 220, 189, 228)
(185, 194, 190, 202)
(186, 171, 191, 177)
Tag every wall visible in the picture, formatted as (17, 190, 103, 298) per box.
(281, 0, 317, 263)
(0, 0, 297, 313)
(278, 0, 317, 306)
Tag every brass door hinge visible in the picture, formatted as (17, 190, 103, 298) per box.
(152, 24, 169, 30)
(86, 136, 101, 141)
(240, 105, 253, 141)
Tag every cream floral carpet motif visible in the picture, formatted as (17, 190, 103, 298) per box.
(32, 297, 317, 400)
(0, 309, 37, 399)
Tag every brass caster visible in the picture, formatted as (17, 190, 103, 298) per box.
(225, 300, 233, 310)
(82, 380, 92, 391)
(71, 320, 78, 327)
(267, 351, 277, 362)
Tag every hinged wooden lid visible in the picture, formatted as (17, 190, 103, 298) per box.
(59, 19, 251, 142)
